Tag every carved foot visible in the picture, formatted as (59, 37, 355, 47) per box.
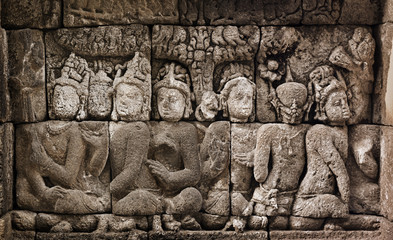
(162, 214, 181, 232)
(151, 215, 164, 233)
(181, 215, 201, 230)
(50, 220, 73, 233)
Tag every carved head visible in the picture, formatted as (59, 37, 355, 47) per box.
(220, 77, 256, 123)
(153, 63, 193, 122)
(195, 91, 219, 121)
(53, 84, 80, 120)
(273, 82, 308, 124)
(88, 70, 114, 119)
(309, 66, 350, 126)
(111, 53, 150, 121)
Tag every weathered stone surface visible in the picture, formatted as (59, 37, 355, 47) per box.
(153, 25, 259, 109)
(374, 23, 393, 125)
(0, 28, 9, 123)
(149, 230, 268, 240)
(380, 126, 393, 221)
(338, 0, 382, 24)
(16, 121, 110, 214)
(325, 214, 384, 231)
(348, 125, 381, 214)
(11, 211, 36, 231)
(8, 29, 46, 123)
(383, 0, 393, 23)
(230, 123, 261, 231)
(64, 0, 178, 27)
(0, 123, 13, 215)
(46, 25, 151, 121)
(257, 26, 374, 125)
(12, 230, 35, 240)
(270, 230, 381, 240)
(195, 121, 230, 229)
(0, 213, 11, 240)
(1, 0, 61, 29)
(37, 231, 147, 240)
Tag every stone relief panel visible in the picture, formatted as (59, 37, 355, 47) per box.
(8, 29, 46, 123)
(16, 121, 110, 215)
(257, 26, 375, 125)
(46, 25, 151, 121)
(152, 25, 259, 107)
(64, 0, 179, 27)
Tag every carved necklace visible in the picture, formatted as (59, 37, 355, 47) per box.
(46, 122, 73, 136)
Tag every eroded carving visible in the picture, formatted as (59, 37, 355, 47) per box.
(291, 66, 350, 230)
(153, 25, 259, 105)
(16, 121, 110, 215)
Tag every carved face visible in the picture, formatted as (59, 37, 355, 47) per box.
(200, 91, 219, 119)
(325, 90, 350, 125)
(157, 88, 185, 122)
(227, 83, 253, 122)
(53, 85, 79, 120)
(88, 85, 112, 119)
(115, 83, 143, 120)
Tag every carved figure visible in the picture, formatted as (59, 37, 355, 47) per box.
(290, 66, 350, 230)
(87, 60, 113, 119)
(250, 82, 310, 230)
(111, 52, 151, 121)
(195, 91, 219, 121)
(16, 121, 110, 216)
(329, 27, 375, 124)
(219, 77, 256, 122)
(51, 53, 91, 121)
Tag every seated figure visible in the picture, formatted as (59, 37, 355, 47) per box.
(16, 121, 110, 214)
(290, 66, 350, 230)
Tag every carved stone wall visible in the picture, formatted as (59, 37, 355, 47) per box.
(1, 1, 393, 239)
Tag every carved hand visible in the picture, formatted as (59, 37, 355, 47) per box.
(146, 160, 171, 184)
(42, 186, 67, 203)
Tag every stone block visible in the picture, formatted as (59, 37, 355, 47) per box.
(64, 0, 178, 27)
(12, 230, 35, 240)
(380, 126, 393, 221)
(0, 213, 11, 240)
(152, 25, 259, 122)
(46, 25, 151, 121)
(383, 0, 393, 23)
(374, 23, 393, 125)
(11, 210, 36, 231)
(257, 26, 375, 125)
(16, 121, 110, 214)
(149, 230, 268, 240)
(0, 28, 9, 123)
(338, 0, 382, 24)
(0, 123, 13, 215)
(8, 29, 46, 123)
(270, 230, 381, 240)
(1, 0, 61, 29)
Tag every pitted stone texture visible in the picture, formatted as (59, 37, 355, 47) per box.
(13, 230, 35, 240)
(0, 213, 11, 240)
(380, 126, 393, 221)
(64, 0, 178, 27)
(149, 230, 268, 240)
(0, 28, 9, 123)
(270, 230, 381, 240)
(153, 25, 259, 107)
(257, 26, 374, 124)
(1, 0, 61, 29)
(195, 121, 230, 229)
(37, 232, 147, 240)
(230, 123, 261, 231)
(179, 0, 302, 25)
(374, 23, 393, 126)
(46, 26, 151, 121)
(338, 0, 382, 24)
(0, 124, 13, 215)
(8, 29, 46, 123)
(16, 121, 110, 214)
(348, 125, 381, 214)
(11, 211, 36, 231)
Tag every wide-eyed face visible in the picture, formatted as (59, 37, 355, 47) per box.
(157, 88, 185, 122)
(53, 85, 80, 120)
(227, 83, 253, 122)
(115, 83, 143, 120)
(325, 90, 351, 125)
